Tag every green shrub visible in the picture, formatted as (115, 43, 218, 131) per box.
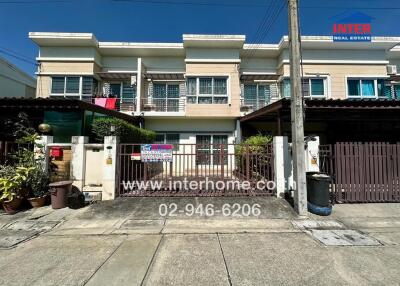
(91, 117, 156, 143)
(235, 134, 273, 155)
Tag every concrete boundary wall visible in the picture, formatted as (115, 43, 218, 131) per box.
(37, 136, 117, 201)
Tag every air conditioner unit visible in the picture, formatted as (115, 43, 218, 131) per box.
(387, 65, 397, 75)
(131, 75, 137, 86)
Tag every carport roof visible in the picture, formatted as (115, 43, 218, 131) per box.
(0, 97, 140, 123)
(240, 98, 400, 123)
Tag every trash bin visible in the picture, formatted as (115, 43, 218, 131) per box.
(306, 172, 331, 207)
(49, 181, 73, 209)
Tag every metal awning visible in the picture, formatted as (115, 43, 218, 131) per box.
(144, 73, 185, 80)
(389, 75, 400, 81)
(240, 74, 280, 81)
(240, 98, 400, 123)
(96, 72, 135, 80)
(0, 97, 140, 124)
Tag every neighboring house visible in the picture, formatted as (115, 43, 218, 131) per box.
(0, 56, 36, 98)
(29, 32, 400, 144)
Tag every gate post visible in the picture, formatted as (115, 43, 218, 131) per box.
(273, 136, 291, 198)
(71, 136, 88, 191)
(305, 136, 320, 172)
(102, 136, 119, 200)
(35, 135, 53, 173)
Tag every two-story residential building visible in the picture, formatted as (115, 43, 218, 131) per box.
(29, 32, 400, 144)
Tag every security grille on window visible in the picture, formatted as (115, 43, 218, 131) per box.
(152, 83, 180, 111)
(196, 135, 228, 165)
(243, 84, 271, 110)
(186, 77, 228, 104)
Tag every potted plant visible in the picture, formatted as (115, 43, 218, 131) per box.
(27, 166, 50, 208)
(0, 166, 33, 214)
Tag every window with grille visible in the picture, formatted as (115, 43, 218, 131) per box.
(243, 84, 270, 110)
(186, 77, 228, 104)
(152, 83, 180, 111)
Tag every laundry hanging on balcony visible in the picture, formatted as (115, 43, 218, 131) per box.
(94, 98, 107, 108)
(105, 98, 117, 110)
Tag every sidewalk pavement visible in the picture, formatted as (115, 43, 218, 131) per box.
(0, 197, 399, 285)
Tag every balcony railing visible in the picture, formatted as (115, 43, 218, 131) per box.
(240, 98, 270, 112)
(141, 98, 185, 112)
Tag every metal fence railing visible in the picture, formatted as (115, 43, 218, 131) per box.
(118, 143, 274, 197)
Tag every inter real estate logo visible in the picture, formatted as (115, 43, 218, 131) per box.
(333, 11, 372, 42)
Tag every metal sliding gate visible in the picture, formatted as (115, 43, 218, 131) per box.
(319, 142, 400, 203)
(118, 143, 274, 197)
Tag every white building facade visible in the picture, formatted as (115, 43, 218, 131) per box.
(29, 32, 400, 144)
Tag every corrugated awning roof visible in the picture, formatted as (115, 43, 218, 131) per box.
(96, 72, 135, 80)
(389, 75, 400, 82)
(240, 98, 400, 123)
(144, 73, 185, 80)
(240, 74, 279, 81)
(0, 97, 139, 123)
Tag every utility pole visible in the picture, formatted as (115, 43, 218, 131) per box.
(288, 0, 307, 215)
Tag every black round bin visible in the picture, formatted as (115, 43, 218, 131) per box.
(306, 172, 331, 207)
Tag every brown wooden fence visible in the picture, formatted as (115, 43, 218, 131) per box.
(319, 142, 400, 203)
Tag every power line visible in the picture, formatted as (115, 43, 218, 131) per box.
(0, 0, 72, 3)
(249, 0, 278, 44)
(244, 0, 281, 57)
(1, 0, 399, 9)
(246, 0, 287, 58)
(112, 0, 269, 8)
(0, 45, 35, 62)
(301, 6, 400, 10)
(0, 49, 37, 66)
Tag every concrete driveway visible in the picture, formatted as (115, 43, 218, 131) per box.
(0, 197, 399, 285)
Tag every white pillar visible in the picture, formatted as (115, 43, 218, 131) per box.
(35, 135, 53, 173)
(273, 136, 291, 198)
(71, 136, 88, 191)
(136, 57, 143, 113)
(235, 119, 242, 143)
(305, 136, 320, 172)
(102, 136, 119, 200)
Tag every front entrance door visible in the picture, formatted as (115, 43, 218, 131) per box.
(196, 135, 228, 166)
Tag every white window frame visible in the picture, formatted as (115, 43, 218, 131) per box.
(152, 82, 180, 99)
(50, 76, 95, 100)
(345, 76, 389, 98)
(185, 75, 230, 104)
(307, 78, 327, 98)
(155, 133, 180, 149)
(195, 134, 230, 166)
(346, 78, 377, 98)
(278, 76, 330, 99)
(242, 83, 271, 106)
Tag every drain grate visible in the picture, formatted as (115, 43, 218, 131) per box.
(307, 229, 382, 246)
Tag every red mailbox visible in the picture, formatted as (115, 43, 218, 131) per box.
(51, 147, 63, 158)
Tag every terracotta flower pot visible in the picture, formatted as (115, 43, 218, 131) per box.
(2, 197, 22, 215)
(28, 196, 47, 208)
